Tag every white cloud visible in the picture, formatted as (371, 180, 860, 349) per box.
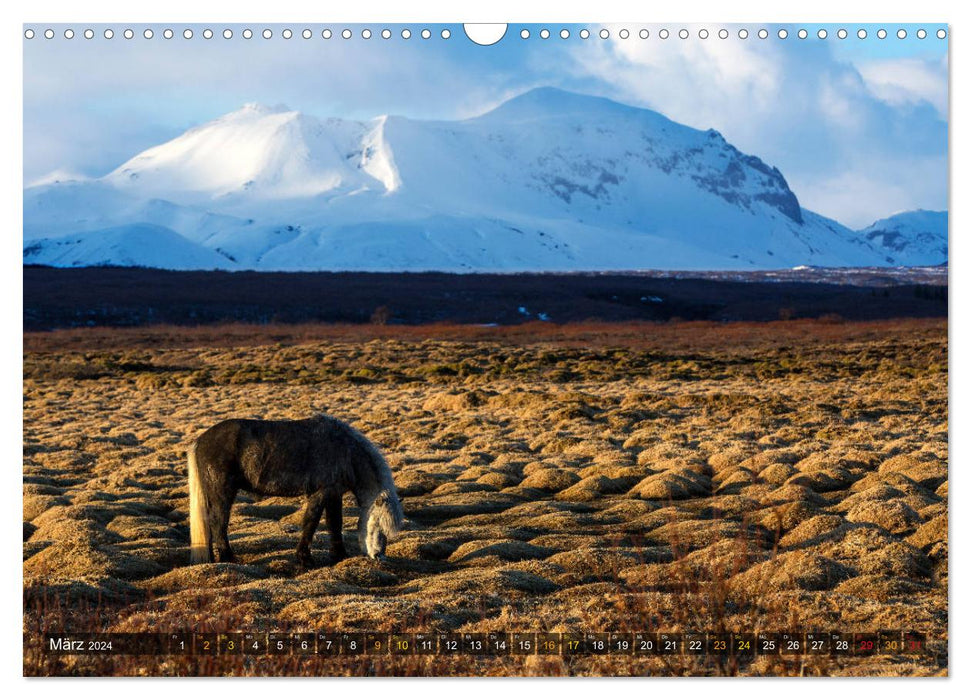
(856, 56, 949, 118)
(817, 71, 868, 131)
(565, 28, 784, 143)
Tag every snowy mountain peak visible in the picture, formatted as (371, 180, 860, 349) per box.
(359, 116, 401, 193)
(477, 87, 656, 124)
(102, 103, 391, 202)
(234, 102, 293, 117)
(858, 209, 948, 265)
(27, 168, 90, 188)
(471, 88, 803, 224)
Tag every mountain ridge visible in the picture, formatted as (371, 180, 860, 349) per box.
(23, 87, 947, 272)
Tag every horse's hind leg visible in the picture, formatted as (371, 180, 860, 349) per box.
(208, 478, 237, 563)
(324, 492, 347, 563)
(297, 490, 326, 568)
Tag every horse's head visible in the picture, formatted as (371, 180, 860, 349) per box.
(361, 490, 398, 559)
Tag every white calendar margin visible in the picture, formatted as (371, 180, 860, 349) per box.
(3, 0, 963, 696)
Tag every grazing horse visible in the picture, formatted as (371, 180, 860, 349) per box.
(187, 414, 404, 567)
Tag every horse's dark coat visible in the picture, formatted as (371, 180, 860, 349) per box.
(191, 414, 398, 567)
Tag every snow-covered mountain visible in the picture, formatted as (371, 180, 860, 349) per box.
(23, 88, 946, 271)
(856, 210, 948, 266)
(22, 223, 230, 270)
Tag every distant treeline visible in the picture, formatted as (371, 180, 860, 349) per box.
(23, 266, 947, 332)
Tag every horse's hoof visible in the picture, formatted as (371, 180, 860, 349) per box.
(296, 553, 316, 569)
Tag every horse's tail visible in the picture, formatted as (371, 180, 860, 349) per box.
(358, 440, 404, 558)
(187, 441, 212, 564)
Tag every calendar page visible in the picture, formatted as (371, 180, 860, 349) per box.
(22, 20, 948, 678)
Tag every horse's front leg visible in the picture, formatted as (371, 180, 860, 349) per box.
(324, 492, 347, 563)
(296, 490, 326, 568)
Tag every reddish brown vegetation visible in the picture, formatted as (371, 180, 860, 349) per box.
(23, 317, 943, 353)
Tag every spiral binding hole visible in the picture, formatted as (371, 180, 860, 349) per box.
(22, 25, 950, 43)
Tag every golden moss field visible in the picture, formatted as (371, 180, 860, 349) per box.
(23, 319, 948, 676)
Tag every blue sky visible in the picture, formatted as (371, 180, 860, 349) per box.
(23, 23, 948, 228)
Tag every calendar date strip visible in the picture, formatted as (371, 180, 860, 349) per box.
(42, 631, 929, 657)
